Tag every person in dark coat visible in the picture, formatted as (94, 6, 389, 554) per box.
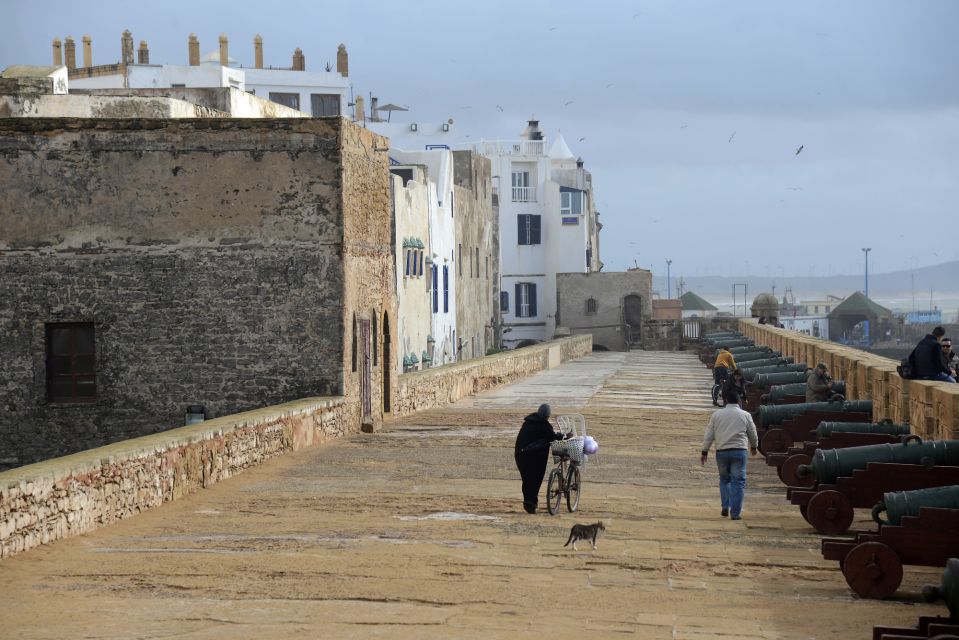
(514, 404, 565, 514)
(722, 369, 747, 407)
(909, 326, 956, 382)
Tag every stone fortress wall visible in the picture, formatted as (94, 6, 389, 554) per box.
(739, 320, 959, 441)
(0, 335, 591, 559)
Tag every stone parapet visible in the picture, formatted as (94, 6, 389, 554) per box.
(391, 335, 592, 416)
(0, 397, 350, 559)
(739, 319, 958, 440)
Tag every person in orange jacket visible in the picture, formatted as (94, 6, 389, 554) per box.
(712, 347, 737, 406)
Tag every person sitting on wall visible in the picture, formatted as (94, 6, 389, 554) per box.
(806, 363, 839, 402)
(908, 326, 957, 383)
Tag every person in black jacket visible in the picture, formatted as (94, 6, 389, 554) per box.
(909, 326, 956, 382)
(514, 404, 565, 514)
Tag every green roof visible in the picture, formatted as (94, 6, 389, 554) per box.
(680, 291, 718, 311)
(828, 291, 893, 319)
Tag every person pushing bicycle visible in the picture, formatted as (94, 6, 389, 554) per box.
(712, 346, 737, 406)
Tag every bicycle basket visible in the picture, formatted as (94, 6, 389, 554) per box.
(551, 436, 586, 465)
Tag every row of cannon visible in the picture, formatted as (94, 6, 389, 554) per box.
(701, 331, 959, 636)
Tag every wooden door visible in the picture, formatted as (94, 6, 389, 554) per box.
(359, 319, 372, 423)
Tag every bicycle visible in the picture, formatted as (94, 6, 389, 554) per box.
(546, 414, 587, 515)
(711, 367, 729, 407)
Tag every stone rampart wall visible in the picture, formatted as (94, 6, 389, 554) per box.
(739, 320, 958, 440)
(0, 397, 351, 559)
(0, 335, 592, 559)
(391, 335, 592, 415)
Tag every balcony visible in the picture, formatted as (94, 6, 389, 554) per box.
(471, 140, 545, 157)
(512, 186, 537, 203)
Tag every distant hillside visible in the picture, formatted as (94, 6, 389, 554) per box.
(652, 260, 959, 299)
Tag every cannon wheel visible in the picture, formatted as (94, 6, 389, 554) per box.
(842, 541, 903, 599)
(780, 453, 814, 487)
(799, 503, 810, 524)
(806, 489, 855, 535)
(760, 428, 793, 455)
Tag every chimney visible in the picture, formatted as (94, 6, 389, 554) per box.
(138, 40, 150, 64)
(82, 35, 92, 67)
(64, 36, 76, 70)
(254, 35, 263, 69)
(52, 38, 62, 66)
(292, 47, 305, 71)
(354, 95, 365, 123)
(576, 157, 584, 168)
(520, 119, 544, 141)
(370, 96, 379, 122)
(121, 29, 134, 65)
(188, 34, 200, 66)
(336, 43, 348, 77)
(219, 34, 229, 66)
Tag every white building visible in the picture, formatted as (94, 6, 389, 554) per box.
(782, 315, 830, 339)
(471, 120, 600, 347)
(58, 31, 349, 117)
(389, 149, 458, 368)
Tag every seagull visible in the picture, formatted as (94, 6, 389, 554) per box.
(606, 83, 615, 89)
(549, 26, 558, 31)
(728, 131, 736, 143)
(795, 145, 804, 155)
(680, 124, 688, 129)
(633, 12, 642, 18)
(495, 105, 504, 112)
(460, 106, 472, 110)
(564, 101, 574, 106)
(788, 186, 803, 191)
(579, 137, 586, 142)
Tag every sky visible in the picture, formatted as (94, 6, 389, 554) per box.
(5, 0, 959, 281)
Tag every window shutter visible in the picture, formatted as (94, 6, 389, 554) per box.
(514, 283, 522, 317)
(517, 215, 526, 245)
(529, 283, 537, 317)
(432, 266, 438, 312)
(500, 291, 509, 312)
(443, 266, 449, 313)
(530, 215, 541, 244)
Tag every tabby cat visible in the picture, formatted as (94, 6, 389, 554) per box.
(563, 521, 605, 550)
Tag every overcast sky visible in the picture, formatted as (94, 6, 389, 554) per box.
(6, 0, 959, 281)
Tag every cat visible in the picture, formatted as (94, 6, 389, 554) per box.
(564, 521, 605, 550)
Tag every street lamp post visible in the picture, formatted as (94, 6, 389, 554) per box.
(861, 248, 871, 297)
(666, 260, 673, 299)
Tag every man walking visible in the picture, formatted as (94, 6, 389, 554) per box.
(700, 390, 759, 520)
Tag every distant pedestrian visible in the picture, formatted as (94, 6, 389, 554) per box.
(722, 369, 747, 408)
(514, 404, 566, 514)
(908, 326, 956, 383)
(700, 391, 759, 520)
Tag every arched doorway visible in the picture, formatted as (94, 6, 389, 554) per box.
(382, 311, 391, 413)
(623, 294, 643, 347)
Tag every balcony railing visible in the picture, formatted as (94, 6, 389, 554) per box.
(512, 186, 537, 202)
(471, 140, 545, 157)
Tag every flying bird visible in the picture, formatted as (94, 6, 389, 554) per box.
(460, 106, 472, 110)
(579, 137, 586, 142)
(728, 131, 737, 143)
(495, 105, 504, 112)
(633, 12, 642, 18)
(680, 124, 688, 129)
(549, 26, 558, 31)
(606, 83, 615, 89)
(795, 145, 804, 155)
(564, 101, 574, 106)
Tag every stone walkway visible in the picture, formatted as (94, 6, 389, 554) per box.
(0, 352, 942, 639)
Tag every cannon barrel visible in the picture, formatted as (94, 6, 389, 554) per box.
(798, 439, 959, 485)
(767, 380, 846, 401)
(703, 331, 740, 339)
(734, 351, 784, 364)
(705, 340, 754, 349)
(815, 420, 908, 438)
(873, 484, 959, 526)
(922, 557, 959, 623)
(727, 345, 772, 355)
(738, 357, 795, 370)
(742, 363, 808, 381)
(758, 399, 872, 429)
(752, 371, 810, 390)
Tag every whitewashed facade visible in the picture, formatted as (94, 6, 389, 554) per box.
(471, 121, 600, 347)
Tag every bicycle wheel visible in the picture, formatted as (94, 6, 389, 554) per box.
(546, 467, 564, 515)
(565, 465, 581, 512)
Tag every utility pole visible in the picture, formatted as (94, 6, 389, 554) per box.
(862, 247, 871, 297)
(666, 260, 672, 300)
